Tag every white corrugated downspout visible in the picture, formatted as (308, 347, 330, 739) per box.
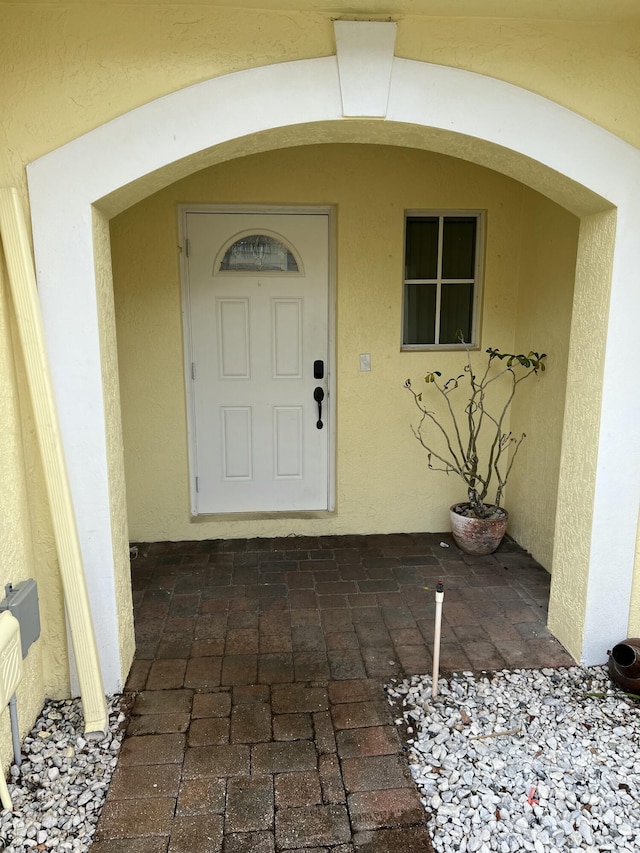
(0, 188, 107, 736)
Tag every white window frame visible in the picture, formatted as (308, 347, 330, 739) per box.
(401, 209, 484, 350)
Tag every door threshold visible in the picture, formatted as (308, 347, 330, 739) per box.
(191, 510, 334, 522)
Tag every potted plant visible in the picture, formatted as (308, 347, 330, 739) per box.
(405, 342, 546, 555)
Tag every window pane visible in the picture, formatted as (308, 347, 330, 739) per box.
(439, 283, 473, 344)
(442, 217, 476, 279)
(403, 284, 436, 344)
(220, 234, 299, 272)
(405, 217, 438, 280)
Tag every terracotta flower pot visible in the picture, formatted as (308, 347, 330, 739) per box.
(449, 503, 508, 555)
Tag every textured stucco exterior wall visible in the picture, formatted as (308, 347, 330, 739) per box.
(396, 18, 640, 150)
(111, 143, 571, 544)
(9, 361, 69, 704)
(93, 212, 136, 683)
(630, 518, 640, 636)
(2, 5, 640, 183)
(0, 264, 47, 768)
(508, 191, 579, 569)
(547, 210, 615, 657)
(0, 4, 334, 192)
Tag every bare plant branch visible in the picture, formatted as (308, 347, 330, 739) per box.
(405, 342, 546, 518)
(406, 380, 465, 473)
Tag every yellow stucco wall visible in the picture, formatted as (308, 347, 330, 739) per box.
(0, 0, 639, 763)
(508, 192, 579, 568)
(2, 4, 640, 185)
(548, 210, 616, 656)
(0, 260, 66, 771)
(630, 515, 640, 636)
(93, 212, 136, 681)
(111, 144, 578, 547)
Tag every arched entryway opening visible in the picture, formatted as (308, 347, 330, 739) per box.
(27, 23, 640, 692)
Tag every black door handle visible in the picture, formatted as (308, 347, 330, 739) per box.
(313, 386, 325, 429)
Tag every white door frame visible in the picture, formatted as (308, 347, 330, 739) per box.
(179, 203, 336, 517)
(26, 23, 640, 690)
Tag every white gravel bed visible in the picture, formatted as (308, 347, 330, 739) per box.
(388, 666, 640, 853)
(0, 696, 127, 852)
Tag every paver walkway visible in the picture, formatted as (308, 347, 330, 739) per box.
(91, 532, 573, 852)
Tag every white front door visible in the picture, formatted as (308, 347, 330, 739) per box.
(183, 209, 331, 514)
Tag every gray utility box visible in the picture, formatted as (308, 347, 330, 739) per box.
(0, 580, 40, 659)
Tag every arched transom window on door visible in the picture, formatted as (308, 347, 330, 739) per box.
(216, 231, 302, 274)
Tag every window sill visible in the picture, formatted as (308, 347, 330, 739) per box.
(401, 343, 480, 352)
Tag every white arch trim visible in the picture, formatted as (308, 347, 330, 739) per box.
(26, 29, 640, 689)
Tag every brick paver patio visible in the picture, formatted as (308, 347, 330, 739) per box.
(91, 532, 573, 852)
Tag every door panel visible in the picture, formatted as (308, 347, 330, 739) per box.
(185, 211, 330, 513)
(218, 299, 250, 378)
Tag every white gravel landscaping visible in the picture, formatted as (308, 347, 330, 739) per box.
(388, 666, 640, 853)
(0, 696, 126, 852)
(2, 666, 639, 852)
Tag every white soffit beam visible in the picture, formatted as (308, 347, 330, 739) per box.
(334, 20, 397, 117)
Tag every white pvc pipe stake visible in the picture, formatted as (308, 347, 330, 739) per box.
(432, 581, 445, 699)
